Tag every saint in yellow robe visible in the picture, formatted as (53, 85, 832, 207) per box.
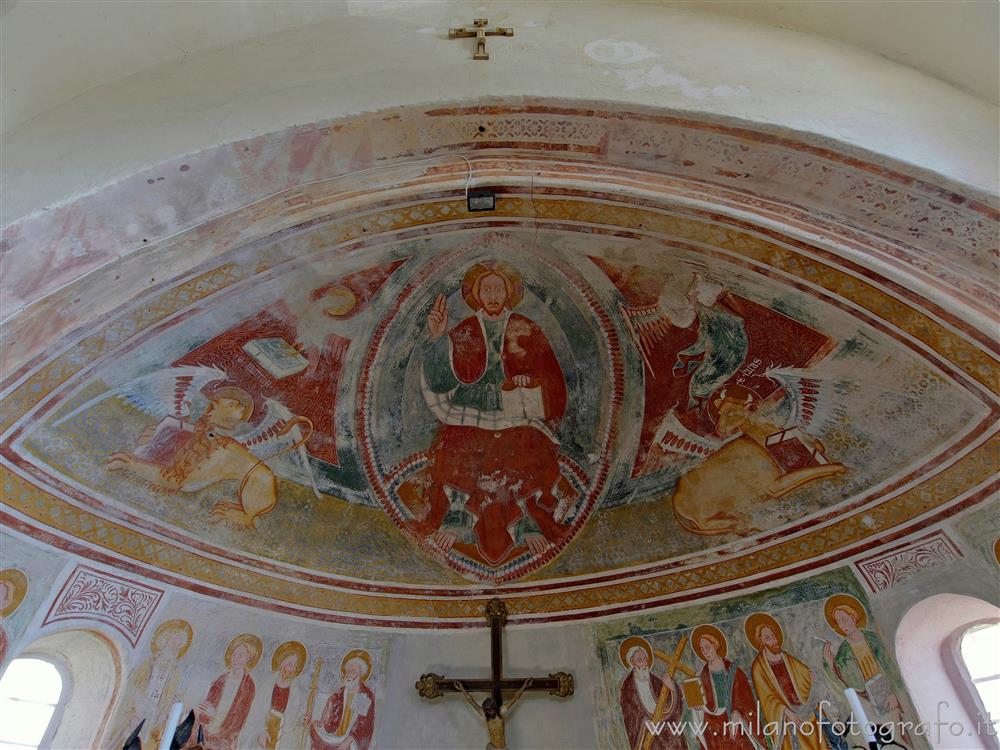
(750, 651, 827, 750)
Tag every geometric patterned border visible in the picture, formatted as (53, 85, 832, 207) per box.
(3, 195, 996, 438)
(41, 565, 163, 647)
(854, 530, 964, 593)
(6, 437, 996, 625)
(3, 178, 998, 626)
(4, 100, 997, 325)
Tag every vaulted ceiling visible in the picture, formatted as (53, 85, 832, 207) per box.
(1, 3, 997, 628)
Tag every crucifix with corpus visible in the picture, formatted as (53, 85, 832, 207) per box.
(415, 598, 574, 749)
(448, 18, 514, 60)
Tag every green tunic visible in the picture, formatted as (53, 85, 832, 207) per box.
(833, 629, 887, 692)
(710, 664, 735, 712)
(424, 315, 507, 412)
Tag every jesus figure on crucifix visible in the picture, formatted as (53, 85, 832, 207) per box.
(455, 678, 532, 749)
(415, 598, 574, 748)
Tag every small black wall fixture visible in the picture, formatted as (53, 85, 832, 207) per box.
(467, 188, 496, 212)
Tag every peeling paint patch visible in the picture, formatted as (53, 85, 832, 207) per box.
(615, 64, 749, 98)
(584, 39, 658, 65)
(154, 205, 178, 226)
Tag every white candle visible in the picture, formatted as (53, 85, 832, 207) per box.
(844, 687, 877, 745)
(157, 702, 184, 750)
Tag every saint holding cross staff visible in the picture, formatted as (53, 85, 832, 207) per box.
(415, 598, 574, 749)
(618, 635, 694, 750)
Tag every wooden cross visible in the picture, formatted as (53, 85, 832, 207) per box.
(415, 597, 574, 713)
(639, 636, 697, 750)
(448, 18, 513, 60)
(654, 636, 696, 681)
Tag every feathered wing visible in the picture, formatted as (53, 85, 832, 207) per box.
(53, 366, 227, 427)
(764, 358, 861, 433)
(651, 407, 735, 459)
(236, 398, 321, 499)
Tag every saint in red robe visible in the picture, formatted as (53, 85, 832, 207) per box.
(196, 671, 255, 750)
(309, 682, 376, 750)
(697, 660, 765, 750)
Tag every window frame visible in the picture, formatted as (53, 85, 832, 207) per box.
(0, 654, 71, 750)
(948, 617, 1000, 749)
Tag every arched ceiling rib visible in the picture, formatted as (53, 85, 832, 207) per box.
(3, 0, 996, 135)
(1, 100, 996, 627)
(2, 1, 997, 227)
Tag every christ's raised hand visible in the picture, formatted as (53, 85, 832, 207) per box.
(428, 294, 448, 338)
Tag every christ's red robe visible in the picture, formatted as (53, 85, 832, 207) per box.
(419, 313, 570, 565)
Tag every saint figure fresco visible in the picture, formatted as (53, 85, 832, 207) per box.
(688, 624, 766, 750)
(0, 568, 28, 666)
(196, 633, 262, 750)
(745, 614, 827, 750)
(115, 619, 193, 749)
(821, 594, 902, 721)
(618, 636, 686, 750)
(308, 649, 376, 750)
(399, 262, 576, 566)
(257, 640, 308, 750)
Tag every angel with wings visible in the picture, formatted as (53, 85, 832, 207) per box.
(54, 366, 316, 529)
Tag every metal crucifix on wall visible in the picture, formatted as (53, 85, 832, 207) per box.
(448, 18, 513, 60)
(415, 598, 574, 749)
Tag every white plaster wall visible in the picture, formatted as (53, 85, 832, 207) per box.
(7, 0, 995, 131)
(3, 0, 997, 225)
(664, 0, 1000, 103)
(896, 594, 1000, 750)
(382, 624, 600, 750)
(0, 0, 354, 131)
(23, 628, 124, 750)
(864, 519, 1000, 750)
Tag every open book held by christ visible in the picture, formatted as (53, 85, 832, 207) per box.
(500, 383, 545, 421)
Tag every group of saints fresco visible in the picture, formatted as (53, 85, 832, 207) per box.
(42, 589, 893, 750)
(110, 620, 377, 750)
(615, 593, 901, 750)
(74, 249, 846, 576)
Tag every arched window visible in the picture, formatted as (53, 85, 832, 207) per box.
(0, 628, 122, 750)
(897, 593, 1000, 750)
(0, 657, 65, 750)
(960, 622, 1000, 731)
